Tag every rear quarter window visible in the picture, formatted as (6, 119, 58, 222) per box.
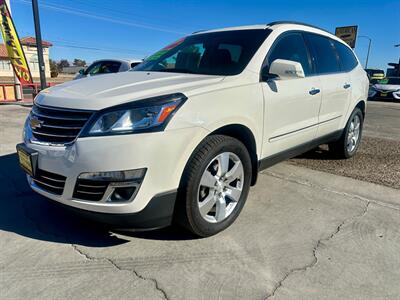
(333, 41, 358, 72)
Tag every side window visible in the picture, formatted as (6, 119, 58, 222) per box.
(98, 61, 121, 74)
(305, 33, 340, 74)
(267, 32, 313, 76)
(333, 41, 358, 72)
(85, 61, 102, 75)
(131, 62, 141, 68)
(86, 61, 121, 75)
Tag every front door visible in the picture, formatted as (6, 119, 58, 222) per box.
(261, 31, 321, 158)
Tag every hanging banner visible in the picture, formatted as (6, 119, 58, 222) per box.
(0, 0, 33, 84)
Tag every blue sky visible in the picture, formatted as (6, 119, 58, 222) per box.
(8, 0, 400, 70)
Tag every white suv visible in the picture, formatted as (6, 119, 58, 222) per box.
(17, 22, 368, 237)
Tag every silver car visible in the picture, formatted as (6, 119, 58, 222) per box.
(74, 59, 142, 80)
(369, 77, 400, 101)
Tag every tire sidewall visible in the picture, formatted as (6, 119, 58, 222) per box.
(343, 108, 364, 158)
(186, 137, 252, 236)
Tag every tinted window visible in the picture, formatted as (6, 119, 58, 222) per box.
(135, 29, 271, 76)
(267, 32, 312, 76)
(86, 61, 121, 75)
(84, 61, 102, 75)
(305, 33, 340, 74)
(334, 41, 358, 71)
(98, 61, 121, 74)
(131, 62, 141, 68)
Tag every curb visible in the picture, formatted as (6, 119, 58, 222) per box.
(0, 101, 33, 107)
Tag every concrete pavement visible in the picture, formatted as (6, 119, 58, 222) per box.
(363, 101, 400, 141)
(1, 102, 400, 299)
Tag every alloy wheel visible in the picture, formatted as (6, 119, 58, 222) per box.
(347, 114, 361, 153)
(197, 152, 244, 223)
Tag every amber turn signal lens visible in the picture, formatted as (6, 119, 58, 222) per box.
(157, 104, 178, 123)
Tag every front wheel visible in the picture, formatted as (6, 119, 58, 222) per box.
(329, 107, 363, 158)
(176, 135, 252, 237)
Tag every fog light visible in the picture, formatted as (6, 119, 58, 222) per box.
(77, 168, 146, 203)
(79, 168, 146, 182)
(110, 186, 137, 202)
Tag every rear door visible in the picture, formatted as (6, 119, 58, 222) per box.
(261, 31, 322, 157)
(304, 33, 351, 137)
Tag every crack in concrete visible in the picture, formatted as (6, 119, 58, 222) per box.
(70, 244, 169, 300)
(18, 198, 169, 299)
(265, 200, 370, 299)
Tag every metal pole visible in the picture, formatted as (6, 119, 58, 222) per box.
(31, 0, 46, 90)
(395, 44, 400, 76)
(5, 0, 22, 100)
(359, 35, 371, 69)
(398, 57, 400, 77)
(365, 38, 371, 69)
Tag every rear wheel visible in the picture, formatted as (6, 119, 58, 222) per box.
(329, 107, 363, 158)
(177, 135, 252, 237)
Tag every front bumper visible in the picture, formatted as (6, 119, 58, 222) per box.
(369, 90, 400, 100)
(21, 126, 209, 226)
(51, 190, 177, 230)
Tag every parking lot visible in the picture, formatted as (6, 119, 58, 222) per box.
(0, 101, 399, 299)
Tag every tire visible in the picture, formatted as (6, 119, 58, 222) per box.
(176, 135, 252, 237)
(329, 107, 363, 159)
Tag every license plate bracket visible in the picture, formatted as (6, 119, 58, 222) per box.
(16, 143, 38, 177)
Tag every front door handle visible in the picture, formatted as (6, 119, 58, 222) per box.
(343, 83, 351, 89)
(309, 88, 320, 95)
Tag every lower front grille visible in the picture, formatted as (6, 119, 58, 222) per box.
(32, 169, 66, 195)
(73, 179, 109, 201)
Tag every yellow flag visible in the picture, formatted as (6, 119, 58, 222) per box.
(0, 0, 33, 84)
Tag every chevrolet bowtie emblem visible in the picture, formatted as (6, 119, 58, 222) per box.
(30, 117, 43, 130)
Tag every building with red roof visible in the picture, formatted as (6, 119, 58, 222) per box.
(0, 36, 53, 80)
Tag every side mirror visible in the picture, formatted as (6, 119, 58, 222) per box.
(267, 59, 305, 80)
(78, 68, 85, 75)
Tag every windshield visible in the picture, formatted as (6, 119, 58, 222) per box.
(366, 69, 384, 75)
(134, 29, 271, 76)
(377, 77, 400, 85)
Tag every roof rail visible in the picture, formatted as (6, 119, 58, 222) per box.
(266, 21, 332, 34)
(192, 29, 206, 34)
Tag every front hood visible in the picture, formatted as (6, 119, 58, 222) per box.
(373, 84, 400, 92)
(36, 71, 225, 110)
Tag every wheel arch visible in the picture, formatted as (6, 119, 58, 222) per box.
(355, 100, 366, 118)
(211, 124, 259, 186)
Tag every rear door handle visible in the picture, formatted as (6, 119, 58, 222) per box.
(309, 88, 320, 95)
(343, 83, 351, 89)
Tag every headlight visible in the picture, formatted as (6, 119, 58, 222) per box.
(81, 93, 187, 137)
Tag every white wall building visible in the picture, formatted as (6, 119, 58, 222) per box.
(0, 36, 52, 80)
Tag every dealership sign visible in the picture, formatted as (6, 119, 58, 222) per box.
(335, 26, 358, 49)
(0, 0, 32, 84)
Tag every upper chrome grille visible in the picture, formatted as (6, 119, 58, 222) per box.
(30, 104, 93, 145)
